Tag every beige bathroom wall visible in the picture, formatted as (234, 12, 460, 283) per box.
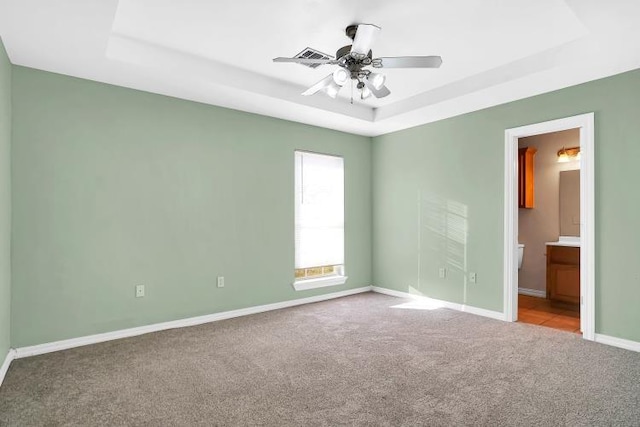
(560, 170, 581, 236)
(518, 129, 579, 293)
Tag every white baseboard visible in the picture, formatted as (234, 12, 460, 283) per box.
(10, 285, 639, 363)
(0, 348, 16, 388)
(518, 287, 546, 298)
(14, 286, 373, 359)
(371, 286, 506, 321)
(594, 333, 640, 353)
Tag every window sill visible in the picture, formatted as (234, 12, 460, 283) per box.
(293, 275, 348, 291)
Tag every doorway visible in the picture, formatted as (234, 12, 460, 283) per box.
(503, 113, 595, 340)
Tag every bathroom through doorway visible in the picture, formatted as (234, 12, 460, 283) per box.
(517, 129, 581, 332)
(503, 113, 595, 340)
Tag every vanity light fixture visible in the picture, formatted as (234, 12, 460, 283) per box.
(557, 146, 580, 163)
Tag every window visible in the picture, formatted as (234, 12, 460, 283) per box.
(293, 150, 347, 291)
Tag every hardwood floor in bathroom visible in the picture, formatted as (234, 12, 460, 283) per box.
(517, 295, 581, 334)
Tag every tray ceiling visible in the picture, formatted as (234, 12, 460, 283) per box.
(1, 0, 640, 136)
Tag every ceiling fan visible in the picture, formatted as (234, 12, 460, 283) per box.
(273, 24, 442, 100)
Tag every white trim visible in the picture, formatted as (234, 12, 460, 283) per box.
(503, 125, 518, 323)
(371, 286, 505, 321)
(14, 286, 372, 359)
(518, 287, 547, 298)
(504, 113, 595, 340)
(594, 334, 640, 353)
(579, 115, 595, 339)
(293, 275, 348, 291)
(0, 349, 16, 388)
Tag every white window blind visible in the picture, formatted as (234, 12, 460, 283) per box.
(294, 151, 344, 270)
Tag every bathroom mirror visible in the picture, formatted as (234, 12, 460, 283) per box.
(559, 170, 580, 236)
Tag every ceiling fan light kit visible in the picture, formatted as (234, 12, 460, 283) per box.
(323, 80, 342, 98)
(332, 68, 349, 86)
(273, 23, 442, 101)
(368, 72, 386, 90)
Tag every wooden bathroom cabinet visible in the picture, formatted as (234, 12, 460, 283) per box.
(518, 146, 537, 208)
(546, 245, 580, 308)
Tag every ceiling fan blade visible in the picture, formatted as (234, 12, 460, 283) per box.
(302, 74, 335, 96)
(273, 57, 338, 66)
(364, 78, 391, 98)
(373, 56, 443, 68)
(350, 24, 381, 57)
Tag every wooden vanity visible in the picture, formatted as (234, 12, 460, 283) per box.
(546, 242, 580, 310)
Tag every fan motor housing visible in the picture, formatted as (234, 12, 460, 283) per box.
(335, 45, 352, 60)
(336, 45, 373, 60)
(336, 44, 373, 79)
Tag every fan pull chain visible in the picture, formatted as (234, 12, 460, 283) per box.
(350, 80, 354, 104)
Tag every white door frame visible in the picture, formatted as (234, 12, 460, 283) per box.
(503, 113, 595, 340)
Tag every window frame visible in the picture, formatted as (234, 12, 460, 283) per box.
(292, 150, 347, 291)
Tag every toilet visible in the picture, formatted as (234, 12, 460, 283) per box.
(518, 244, 525, 269)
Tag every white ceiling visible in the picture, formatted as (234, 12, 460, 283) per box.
(1, 0, 639, 136)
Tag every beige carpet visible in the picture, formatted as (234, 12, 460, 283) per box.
(1, 292, 639, 426)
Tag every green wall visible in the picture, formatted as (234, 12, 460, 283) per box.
(373, 69, 640, 342)
(11, 66, 372, 347)
(8, 61, 640, 347)
(0, 39, 11, 360)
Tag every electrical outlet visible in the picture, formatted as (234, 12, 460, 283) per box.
(438, 267, 447, 279)
(135, 284, 145, 298)
(469, 272, 477, 284)
(217, 276, 225, 288)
